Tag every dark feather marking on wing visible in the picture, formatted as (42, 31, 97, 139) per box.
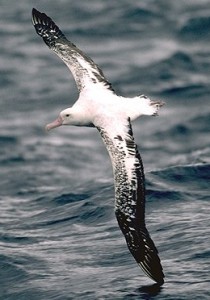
(92, 71, 114, 91)
(32, 8, 66, 48)
(116, 210, 164, 285)
(97, 119, 164, 284)
(97, 120, 145, 223)
(32, 8, 115, 92)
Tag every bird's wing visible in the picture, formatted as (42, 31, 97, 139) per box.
(96, 116, 164, 285)
(32, 8, 114, 93)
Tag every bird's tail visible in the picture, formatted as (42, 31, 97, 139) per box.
(149, 100, 165, 116)
(136, 95, 165, 117)
(32, 8, 66, 48)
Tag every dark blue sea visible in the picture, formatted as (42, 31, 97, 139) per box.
(1, 1, 210, 299)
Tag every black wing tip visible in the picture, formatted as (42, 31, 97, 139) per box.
(32, 8, 48, 26)
(139, 258, 165, 285)
(32, 7, 38, 15)
(150, 268, 165, 286)
(139, 238, 165, 285)
(115, 210, 165, 284)
(157, 277, 165, 286)
(32, 8, 66, 47)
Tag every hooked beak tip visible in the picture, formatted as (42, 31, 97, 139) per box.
(45, 124, 52, 132)
(45, 116, 63, 132)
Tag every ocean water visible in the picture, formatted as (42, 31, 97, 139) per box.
(0, 0, 210, 299)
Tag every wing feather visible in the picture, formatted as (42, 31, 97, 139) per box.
(97, 118, 164, 285)
(32, 8, 114, 92)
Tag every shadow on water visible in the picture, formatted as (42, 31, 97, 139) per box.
(123, 283, 163, 300)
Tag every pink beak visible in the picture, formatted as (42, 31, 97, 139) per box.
(45, 115, 63, 131)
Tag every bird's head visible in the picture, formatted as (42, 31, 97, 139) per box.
(45, 108, 73, 131)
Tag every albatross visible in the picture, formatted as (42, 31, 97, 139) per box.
(32, 8, 165, 285)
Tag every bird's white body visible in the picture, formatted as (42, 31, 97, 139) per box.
(60, 93, 161, 128)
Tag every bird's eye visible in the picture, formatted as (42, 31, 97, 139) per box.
(66, 114, 70, 117)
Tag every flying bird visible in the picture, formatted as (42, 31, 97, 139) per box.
(32, 8, 165, 285)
